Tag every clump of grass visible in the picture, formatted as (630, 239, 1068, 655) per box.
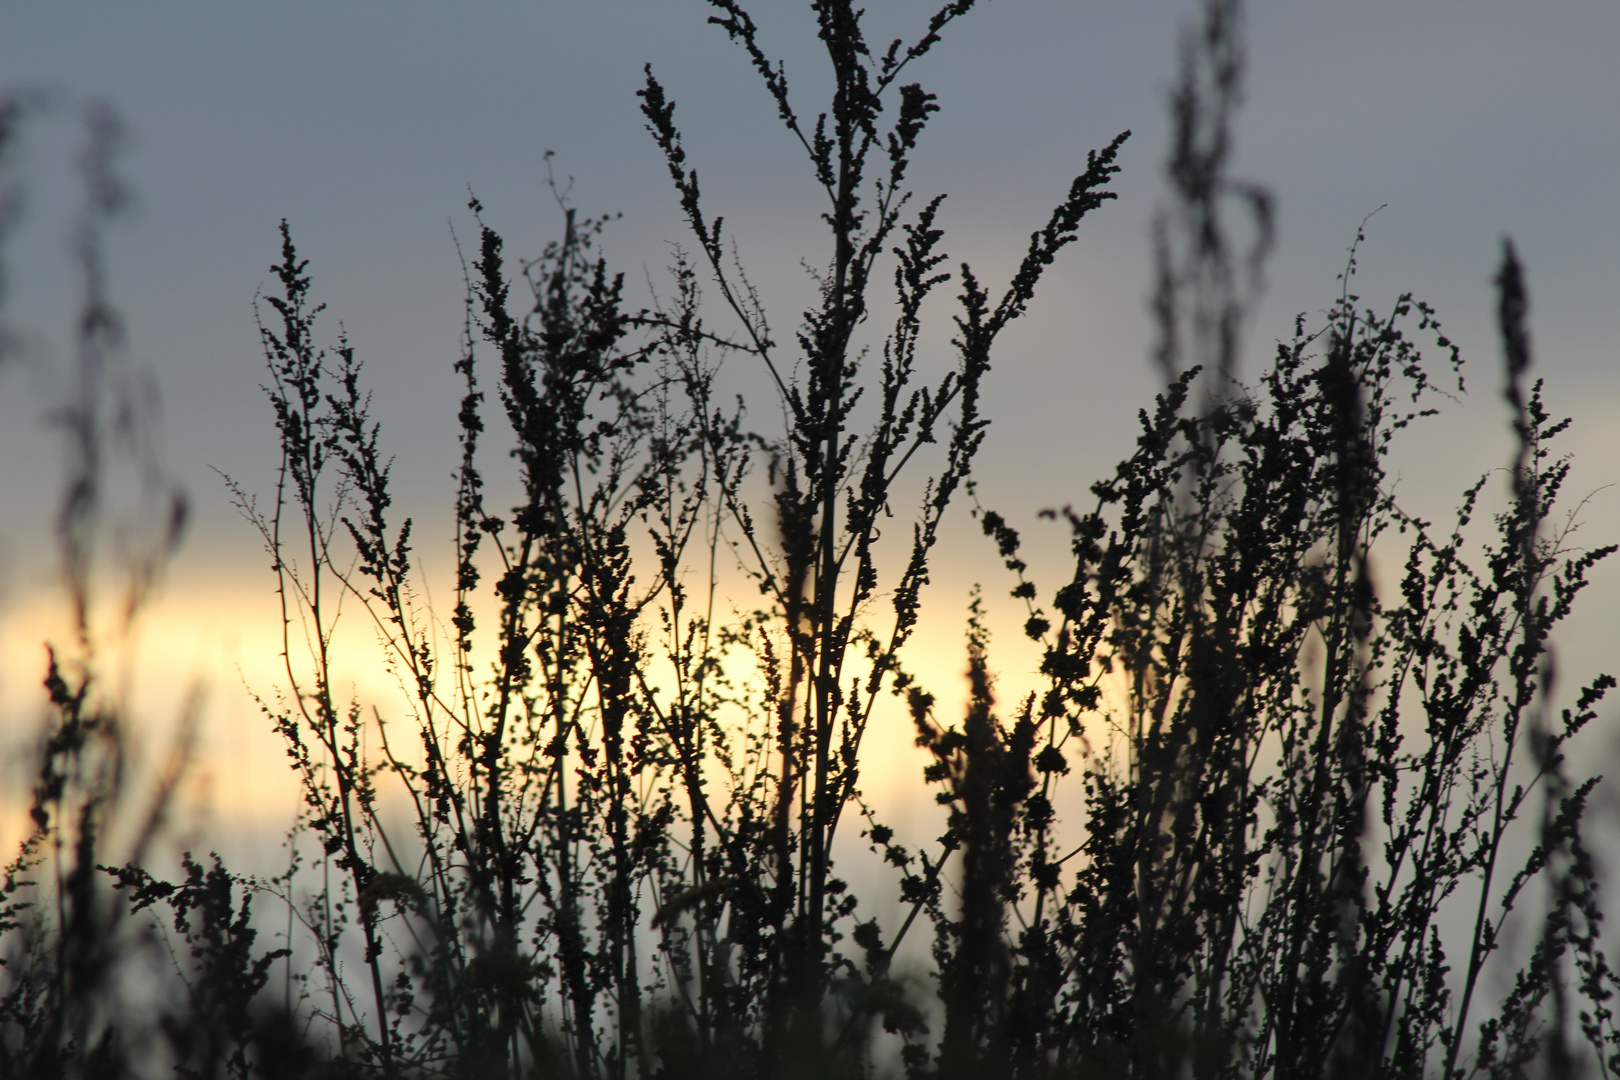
(0, 89, 289, 1080)
(3, 2, 1617, 1078)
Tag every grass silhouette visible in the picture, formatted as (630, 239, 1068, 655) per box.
(2, 2, 1617, 1077)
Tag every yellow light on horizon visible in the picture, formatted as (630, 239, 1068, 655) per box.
(0, 560, 1126, 866)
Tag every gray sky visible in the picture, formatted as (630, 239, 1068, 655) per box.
(3, 1, 1619, 822)
(4, 2, 1617, 524)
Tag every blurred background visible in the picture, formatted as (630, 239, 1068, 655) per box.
(3, 0, 1618, 858)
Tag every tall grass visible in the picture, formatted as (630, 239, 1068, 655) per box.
(3, 2, 1618, 1078)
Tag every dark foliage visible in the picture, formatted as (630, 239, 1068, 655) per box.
(3, 2, 1616, 1078)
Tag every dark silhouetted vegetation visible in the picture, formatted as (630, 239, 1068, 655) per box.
(3, 2, 1617, 1077)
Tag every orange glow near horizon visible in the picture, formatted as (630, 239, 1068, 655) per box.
(0, 558, 1108, 862)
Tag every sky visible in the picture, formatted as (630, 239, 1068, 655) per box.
(2, 0, 1619, 847)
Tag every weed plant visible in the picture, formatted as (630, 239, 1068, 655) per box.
(2, 2, 1618, 1078)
